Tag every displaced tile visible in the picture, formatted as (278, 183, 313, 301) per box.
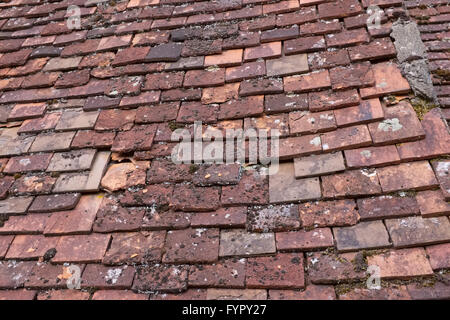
(184, 68, 225, 88)
(95, 109, 136, 131)
(202, 83, 240, 104)
(101, 162, 148, 192)
(225, 61, 266, 82)
(43, 57, 81, 72)
(53, 152, 111, 193)
(146, 42, 182, 62)
(0, 213, 49, 234)
(71, 130, 115, 149)
(266, 54, 309, 77)
(269, 162, 321, 203)
(43, 194, 104, 236)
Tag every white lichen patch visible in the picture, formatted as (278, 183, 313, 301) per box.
(378, 118, 403, 132)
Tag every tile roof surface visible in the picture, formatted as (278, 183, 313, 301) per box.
(0, 0, 449, 300)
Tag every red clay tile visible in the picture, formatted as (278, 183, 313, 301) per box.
(246, 253, 305, 289)
(103, 231, 165, 265)
(92, 290, 147, 300)
(416, 190, 450, 217)
(276, 228, 334, 251)
(426, 243, 450, 270)
(385, 216, 450, 248)
(269, 285, 336, 300)
(322, 169, 382, 198)
(377, 161, 438, 193)
(5, 235, 58, 260)
(43, 194, 103, 236)
(133, 265, 188, 293)
(299, 200, 359, 228)
(284, 70, 331, 93)
(367, 248, 434, 280)
(53, 234, 111, 263)
(321, 125, 372, 152)
(307, 251, 365, 284)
